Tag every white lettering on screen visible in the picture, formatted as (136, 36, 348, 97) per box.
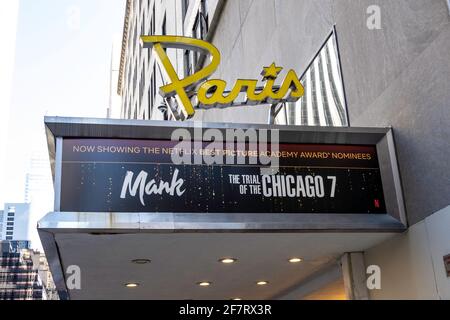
(120, 169, 186, 206)
(262, 175, 337, 198)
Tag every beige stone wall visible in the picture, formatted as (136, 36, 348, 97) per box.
(365, 206, 450, 299)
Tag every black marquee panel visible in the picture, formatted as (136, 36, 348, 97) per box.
(60, 138, 386, 214)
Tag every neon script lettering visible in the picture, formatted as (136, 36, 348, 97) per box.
(141, 36, 304, 118)
(120, 169, 186, 206)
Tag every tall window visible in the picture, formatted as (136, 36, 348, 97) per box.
(148, 4, 155, 61)
(270, 30, 349, 127)
(162, 14, 166, 36)
(182, 0, 190, 22)
(184, 0, 208, 76)
(148, 64, 157, 119)
(193, 0, 208, 40)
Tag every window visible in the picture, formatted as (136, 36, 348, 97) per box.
(184, 50, 191, 77)
(148, 5, 155, 61)
(7, 218, 14, 222)
(182, 0, 190, 21)
(151, 5, 155, 34)
(7, 227, 13, 231)
(7, 222, 13, 226)
(6, 236, 12, 240)
(185, 2, 209, 76)
(8, 212, 14, 217)
(139, 63, 145, 110)
(6, 232, 13, 236)
(199, 0, 208, 38)
(270, 29, 349, 127)
(133, 20, 138, 55)
(201, 0, 208, 23)
(162, 14, 166, 36)
(188, 15, 202, 73)
(192, 12, 202, 40)
(148, 64, 157, 119)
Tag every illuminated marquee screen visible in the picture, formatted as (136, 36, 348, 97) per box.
(60, 139, 386, 214)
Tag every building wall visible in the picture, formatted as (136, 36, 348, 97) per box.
(365, 205, 450, 299)
(194, 0, 450, 225)
(120, 0, 186, 121)
(117, 0, 450, 299)
(119, 0, 450, 224)
(119, 0, 224, 121)
(198, 1, 450, 299)
(335, 0, 450, 225)
(193, 0, 338, 123)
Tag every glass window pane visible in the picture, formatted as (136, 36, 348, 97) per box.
(272, 31, 348, 127)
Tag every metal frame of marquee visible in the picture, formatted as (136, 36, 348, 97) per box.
(39, 116, 407, 299)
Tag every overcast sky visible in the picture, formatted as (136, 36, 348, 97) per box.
(5, 0, 125, 203)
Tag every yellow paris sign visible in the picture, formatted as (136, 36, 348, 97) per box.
(141, 36, 304, 120)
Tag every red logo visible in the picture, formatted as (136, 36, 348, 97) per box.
(374, 199, 380, 208)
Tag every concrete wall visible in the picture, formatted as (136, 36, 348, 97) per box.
(336, 0, 450, 224)
(365, 205, 450, 299)
(193, 0, 450, 225)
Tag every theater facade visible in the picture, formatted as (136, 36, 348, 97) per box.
(39, 0, 450, 299)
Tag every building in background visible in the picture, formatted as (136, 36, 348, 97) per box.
(112, 0, 450, 299)
(36, 252, 58, 300)
(0, 202, 58, 300)
(24, 152, 54, 250)
(24, 152, 53, 204)
(0, 240, 58, 300)
(0, 203, 31, 242)
(0, 1, 20, 206)
(0, 210, 3, 239)
(0, 240, 43, 300)
(0, 238, 58, 300)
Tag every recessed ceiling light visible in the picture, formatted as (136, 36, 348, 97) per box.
(219, 258, 237, 264)
(288, 257, 303, 263)
(125, 283, 139, 288)
(256, 281, 269, 286)
(197, 281, 212, 287)
(231, 298, 242, 301)
(132, 259, 151, 264)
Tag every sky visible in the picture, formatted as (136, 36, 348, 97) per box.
(5, 0, 125, 202)
(3, 0, 125, 247)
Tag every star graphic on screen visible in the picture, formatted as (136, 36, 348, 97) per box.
(261, 62, 283, 80)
